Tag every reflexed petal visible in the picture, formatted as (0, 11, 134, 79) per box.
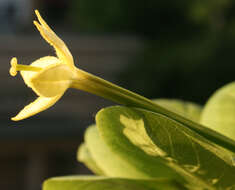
(34, 10, 74, 68)
(21, 56, 60, 88)
(11, 94, 63, 121)
(30, 63, 76, 97)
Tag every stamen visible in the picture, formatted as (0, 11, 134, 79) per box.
(9, 57, 42, 77)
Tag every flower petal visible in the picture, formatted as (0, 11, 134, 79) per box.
(11, 94, 63, 121)
(21, 56, 60, 88)
(30, 63, 76, 97)
(34, 10, 74, 68)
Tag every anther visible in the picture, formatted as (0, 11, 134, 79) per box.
(9, 57, 18, 76)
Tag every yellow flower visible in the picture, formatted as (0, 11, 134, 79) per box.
(9, 10, 77, 121)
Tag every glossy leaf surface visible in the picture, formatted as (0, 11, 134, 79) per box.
(96, 106, 235, 190)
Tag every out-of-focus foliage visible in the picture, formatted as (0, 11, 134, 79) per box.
(70, 0, 235, 104)
(201, 82, 235, 140)
(71, 0, 204, 36)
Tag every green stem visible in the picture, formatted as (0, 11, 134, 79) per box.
(72, 68, 235, 153)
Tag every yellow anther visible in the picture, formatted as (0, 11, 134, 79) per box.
(9, 57, 18, 76)
(9, 57, 42, 77)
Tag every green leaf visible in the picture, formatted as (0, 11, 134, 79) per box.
(200, 82, 235, 140)
(96, 106, 235, 190)
(94, 107, 183, 181)
(80, 125, 154, 178)
(154, 99, 202, 122)
(78, 99, 202, 177)
(43, 175, 186, 190)
(77, 143, 104, 175)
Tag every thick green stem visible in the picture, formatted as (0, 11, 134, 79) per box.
(72, 68, 235, 153)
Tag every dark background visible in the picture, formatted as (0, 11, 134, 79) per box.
(1, 0, 235, 190)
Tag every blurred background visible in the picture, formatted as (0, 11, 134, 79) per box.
(1, 0, 235, 189)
